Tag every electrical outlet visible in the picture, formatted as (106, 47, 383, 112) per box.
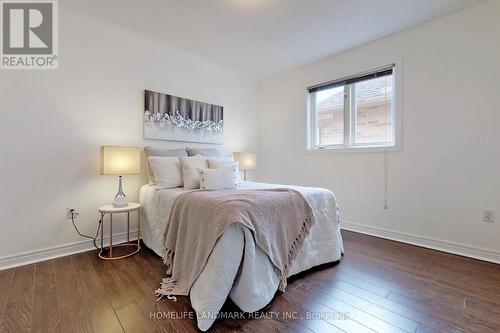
(67, 208, 80, 220)
(483, 210, 495, 223)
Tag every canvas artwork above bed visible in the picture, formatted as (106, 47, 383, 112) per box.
(144, 90, 224, 144)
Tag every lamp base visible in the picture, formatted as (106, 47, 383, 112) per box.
(113, 175, 128, 207)
(113, 196, 128, 208)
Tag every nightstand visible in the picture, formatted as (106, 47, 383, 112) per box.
(98, 203, 141, 260)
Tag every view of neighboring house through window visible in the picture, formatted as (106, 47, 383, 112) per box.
(315, 86, 344, 145)
(308, 65, 395, 149)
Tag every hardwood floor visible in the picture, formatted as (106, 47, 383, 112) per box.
(1, 230, 499, 332)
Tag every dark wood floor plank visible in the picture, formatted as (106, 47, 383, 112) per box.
(109, 254, 187, 332)
(269, 289, 347, 333)
(2, 231, 499, 332)
(85, 251, 136, 311)
(341, 251, 500, 313)
(115, 302, 157, 333)
(283, 286, 375, 333)
(336, 261, 425, 297)
(464, 296, 500, 319)
(340, 258, 500, 325)
(323, 270, 391, 298)
(249, 317, 312, 333)
(333, 252, 500, 332)
(300, 317, 346, 333)
(85, 251, 122, 298)
(290, 279, 406, 333)
(54, 256, 93, 333)
(387, 290, 499, 333)
(257, 289, 330, 333)
(0, 265, 34, 333)
(70, 252, 124, 333)
(306, 278, 419, 332)
(342, 231, 500, 304)
(311, 259, 468, 332)
(31, 260, 61, 333)
(416, 324, 440, 333)
(0, 269, 14, 325)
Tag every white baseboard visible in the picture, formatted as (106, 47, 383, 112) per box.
(341, 221, 500, 264)
(3, 222, 499, 270)
(0, 231, 139, 270)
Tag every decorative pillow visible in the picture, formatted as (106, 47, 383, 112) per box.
(187, 148, 221, 157)
(144, 147, 188, 185)
(199, 168, 238, 190)
(147, 156, 183, 189)
(179, 156, 209, 189)
(208, 159, 240, 184)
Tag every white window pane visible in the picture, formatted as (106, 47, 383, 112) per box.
(354, 76, 393, 145)
(315, 86, 344, 145)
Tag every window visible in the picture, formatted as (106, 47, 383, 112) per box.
(308, 65, 396, 150)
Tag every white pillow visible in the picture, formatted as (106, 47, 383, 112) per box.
(147, 156, 183, 189)
(179, 156, 209, 189)
(208, 160, 241, 185)
(199, 168, 238, 190)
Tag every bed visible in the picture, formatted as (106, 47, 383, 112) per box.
(140, 180, 344, 331)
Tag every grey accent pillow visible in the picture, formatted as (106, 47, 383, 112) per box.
(187, 147, 221, 157)
(144, 147, 188, 185)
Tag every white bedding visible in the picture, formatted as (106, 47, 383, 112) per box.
(140, 181, 344, 331)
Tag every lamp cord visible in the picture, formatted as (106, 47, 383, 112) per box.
(70, 212, 101, 250)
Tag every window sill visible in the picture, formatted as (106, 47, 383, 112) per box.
(305, 145, 401, 154)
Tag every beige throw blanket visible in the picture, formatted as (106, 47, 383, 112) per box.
(155, 188, 315, 299)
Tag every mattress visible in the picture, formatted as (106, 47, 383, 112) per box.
(140, 181, 344, 331)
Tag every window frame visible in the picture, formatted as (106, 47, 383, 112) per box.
(306, 62, 401, 153)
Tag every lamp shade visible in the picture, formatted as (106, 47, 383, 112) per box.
(237, 152, 256, 171)
(100, 146, 141, 175)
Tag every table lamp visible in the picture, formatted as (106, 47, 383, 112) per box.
(234, 152, 256, 181)
(100, 146, 141, 207)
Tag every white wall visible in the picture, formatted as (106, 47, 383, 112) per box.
(0, 4, 259, 261)
(258, 0, 500, 258)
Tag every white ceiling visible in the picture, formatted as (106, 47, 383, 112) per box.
(65, 0, 483, 79)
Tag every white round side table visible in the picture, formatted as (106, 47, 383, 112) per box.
(98, 203, 141, 260)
